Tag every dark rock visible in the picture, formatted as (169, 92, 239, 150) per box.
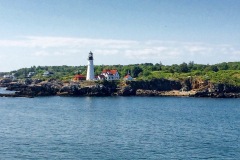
(1, 77, 240, 98)
(136, 89, 157, 96)
(0, 78, 12, 85)
(13, 81, 63, 97)
(24, 79, 33, 85)
(210, 83, 240, 93)
(118, 86, 135, 96)
(126, 78, 182, 91)
(181, 78, 192, 91)
(32, 79, 42, 84)
(58, 84, 113, 96)
(86, 85, 111, 96)
(6, 83, 27, 91)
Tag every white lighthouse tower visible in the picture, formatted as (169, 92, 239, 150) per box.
(86, 51, 95, 80)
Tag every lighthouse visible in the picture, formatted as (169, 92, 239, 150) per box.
(86, 51, 95, 80)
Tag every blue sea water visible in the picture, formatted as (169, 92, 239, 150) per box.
(0, 95, 239, 159)
(0, 87, 15, 94)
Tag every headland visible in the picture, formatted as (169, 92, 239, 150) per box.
(1, 52, 240, 98)
(1, 77, 240, 98)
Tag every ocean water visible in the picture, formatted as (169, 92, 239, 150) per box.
(0, 87, 15, 94)
(0, 96, 239, 159)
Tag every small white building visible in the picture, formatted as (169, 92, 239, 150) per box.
(98, 69, 120, 81)
(3, 73, 16, 80)
(43, 71, 54, 77)
(3, 75, 12, 78)
(97, 75, 105, 80)
(27, 72, 35, 78)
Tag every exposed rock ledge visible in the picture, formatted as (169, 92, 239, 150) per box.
(1, 78, 240, 98)
(136, 89, 196, 97)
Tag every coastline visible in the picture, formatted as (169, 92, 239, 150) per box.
(1, 78, 240, 98)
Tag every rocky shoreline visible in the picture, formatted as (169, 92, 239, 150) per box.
(1, 78, 240, 98)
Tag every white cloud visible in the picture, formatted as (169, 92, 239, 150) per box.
(0, 36, 137, 48)
(34, 51, 50, 57)
(0, 36, 239, 71)
(93, 49, 121, 55)
(34, 50, 67, 57)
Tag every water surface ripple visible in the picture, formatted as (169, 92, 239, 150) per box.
(0, 97, 239, 159)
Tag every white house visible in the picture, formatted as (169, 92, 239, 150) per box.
(98, 69, 120, 81)
(43, 71, 54, 77)
(3, 73, 16, 80)
(27, 72, 35, 78)
(97, 75, 105, 80)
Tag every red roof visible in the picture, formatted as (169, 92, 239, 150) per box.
(73, 74, 86, 80)
(74, 74, 86, 78)
(124, 75, 132, 78)
(102, 69, 118, 74)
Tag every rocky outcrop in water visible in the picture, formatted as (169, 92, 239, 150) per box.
(1, 79, 116, 97)
(1, 78, 240, 98)
(58, 83, 113, 96)
(194, 83, 240, 98)
(125, 78, 240, 98)
(125, 78, 182, 91)
(117, 86, 135, 96)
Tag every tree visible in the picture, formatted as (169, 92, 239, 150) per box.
(179, 62, 189, 73)
(218, 62, 228, 70)
(131, 66, 143, 78)
(211, 65, 219, 72)
(143, 70, 151, 77)
(188, 61, 195, 71)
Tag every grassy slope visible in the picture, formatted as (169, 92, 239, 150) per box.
(149, 70, 240, 86)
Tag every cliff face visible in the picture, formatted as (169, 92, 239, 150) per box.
(58, 84, 113, 96)
(0, 79, 116, 97)
(117, 79, 182, 96)
(126, 78, 182, 91)
(1, 78, 240, 98)
(120, 78, 240, 97)
(209, 83, 240, 93)
(193, 82, 240, 98)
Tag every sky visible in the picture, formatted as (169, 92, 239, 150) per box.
(0, 0, 240, 71)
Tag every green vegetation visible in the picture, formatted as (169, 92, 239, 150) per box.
(3, 61, 240, 86)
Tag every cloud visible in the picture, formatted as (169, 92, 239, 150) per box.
(34, 50, 67, 56)
(0, 36, 137, 49)
(34, 51, 50, 57)
(0, 36, 239, 67)
(93, 49, 121, 55)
